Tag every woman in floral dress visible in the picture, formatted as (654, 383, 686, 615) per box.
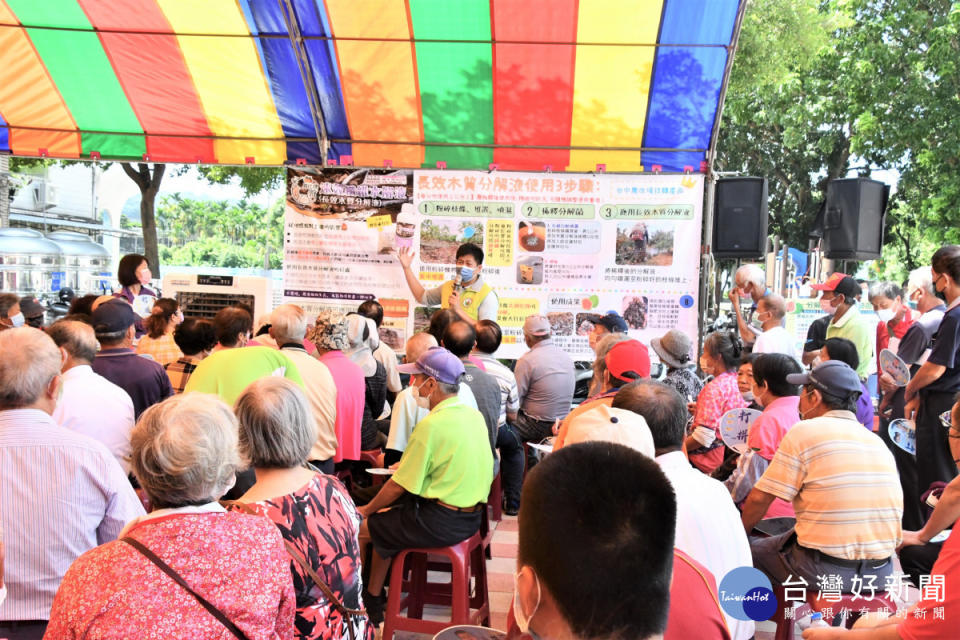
(231, 377, 374, 640)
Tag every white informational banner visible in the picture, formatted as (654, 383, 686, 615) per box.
(284, 167, 704, 360)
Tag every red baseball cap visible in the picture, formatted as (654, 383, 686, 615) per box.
(605, 340, 651, 382)
(811, 272, 846, 291)
(811, 273, 861, 298)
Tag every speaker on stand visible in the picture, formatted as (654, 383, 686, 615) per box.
(822, 178, 889, 261)
(712, 177, 769, 259)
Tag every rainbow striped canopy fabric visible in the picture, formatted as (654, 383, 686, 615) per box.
(0, 0, 743, 173)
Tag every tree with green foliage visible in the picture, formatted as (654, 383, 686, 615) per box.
(718, 0, 960, 284)
(157, 194, 284, 269)
(9, 157, 283, 277)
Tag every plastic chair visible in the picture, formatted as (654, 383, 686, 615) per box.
(487, 472, 502, 522)
(360, 449, 382, 466)
(381, 532, 490, 640)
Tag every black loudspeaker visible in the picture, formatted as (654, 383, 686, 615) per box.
(712, 177, 769, 259)
(822, 178, 889, 261)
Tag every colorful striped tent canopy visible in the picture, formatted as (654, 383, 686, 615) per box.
(0, 0, 744, 173)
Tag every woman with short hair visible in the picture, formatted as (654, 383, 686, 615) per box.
(229, 378, 373, 640)
(114, 253, 156, 338)
(136, 298, 184, 366)
(44, 393, 296, 640)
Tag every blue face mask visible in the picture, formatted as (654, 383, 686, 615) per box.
(459, 266, 475, 282)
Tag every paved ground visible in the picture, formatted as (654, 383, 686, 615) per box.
(383, 514, 516, 640)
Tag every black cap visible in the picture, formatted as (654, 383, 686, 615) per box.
(834, 276, 862, 299)
(596, 312, 628, 334)
(91, 299, 137, 335)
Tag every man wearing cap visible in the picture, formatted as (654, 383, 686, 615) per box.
(396, 242, 499, 326)
(357, 347, 493, 625)
(553, 339, 650, 449)
(18, 296, 45, 329)
(741, 360, 902, 588)
(588, 311, 629, 353)
(814, 273, 874, 379)
(90, 298, 172, 419)
(497, 314, 575, 514)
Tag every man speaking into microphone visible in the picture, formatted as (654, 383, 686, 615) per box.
(396, 242, 499, 327)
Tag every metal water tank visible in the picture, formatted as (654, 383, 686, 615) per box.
(45, 231, 112, 295)
(0, 228, 64, 296)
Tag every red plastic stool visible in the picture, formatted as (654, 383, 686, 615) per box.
(381, 532, 490, 640)
(773, 587, 897, 640)
(360, 449, 382, 466)
(487, 472, 502, 522)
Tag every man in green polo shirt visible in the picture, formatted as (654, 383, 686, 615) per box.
(814, 273, 874, 379)
(357, 346, 493, 625)
(183, 305, 303, 405)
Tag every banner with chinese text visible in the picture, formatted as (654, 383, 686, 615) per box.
(284, 168, 704, 360)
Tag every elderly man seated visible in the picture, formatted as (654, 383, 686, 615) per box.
(48, 319, 136, 473)
(742, 360, 903, 589)
(357, 347, 493, 625)
(0, 328, 143, 640)
(383, 332, 479, 467)
(91, 298, 172, 419)
(802, 396, 960, 640)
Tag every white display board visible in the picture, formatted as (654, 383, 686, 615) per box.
(283, 167, 704, 359)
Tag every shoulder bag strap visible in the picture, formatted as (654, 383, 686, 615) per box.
(223, 500, 365, 640)
(121, 536, 252, 640)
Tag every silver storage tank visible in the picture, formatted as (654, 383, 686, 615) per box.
(0, 228, 64, 296)
(45, 231, 112, 295)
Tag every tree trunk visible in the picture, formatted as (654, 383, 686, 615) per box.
(121, 162, 166, 279)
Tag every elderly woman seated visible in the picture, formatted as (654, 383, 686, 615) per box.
(45, 393, 296, 639)
(228, 378, 373, 640)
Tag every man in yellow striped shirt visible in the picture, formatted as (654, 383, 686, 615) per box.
(741, 360, 903, 587)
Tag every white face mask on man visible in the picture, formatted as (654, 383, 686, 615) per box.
(411, 379, 431, 410)
(875, 307, 896, 323)
(513, 569, 542, 636)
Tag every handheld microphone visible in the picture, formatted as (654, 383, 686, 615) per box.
(453, 271, 463, 293)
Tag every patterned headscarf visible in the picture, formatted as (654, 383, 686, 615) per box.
(308, 309, 347, 351)
(343, 313, 379, 376)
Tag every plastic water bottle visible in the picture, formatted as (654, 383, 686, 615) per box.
(808, 612, 830, 628)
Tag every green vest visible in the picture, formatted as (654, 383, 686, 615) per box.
(440, 279, 493, 321)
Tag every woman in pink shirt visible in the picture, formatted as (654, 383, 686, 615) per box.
(726, 353, 802, 517)
(688, 331, 748, 474)
(308, 310, 365, 463)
